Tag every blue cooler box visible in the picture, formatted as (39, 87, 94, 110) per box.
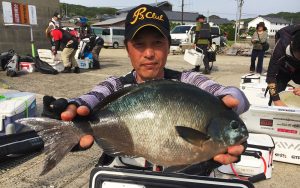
(0, 92, 36, 136)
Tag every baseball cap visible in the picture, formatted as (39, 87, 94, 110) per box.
(125, 4, 170, 42)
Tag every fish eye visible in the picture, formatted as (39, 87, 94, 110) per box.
(230, 120, 239, 130)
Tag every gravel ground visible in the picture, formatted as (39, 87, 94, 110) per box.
(0, 48, 299, 188)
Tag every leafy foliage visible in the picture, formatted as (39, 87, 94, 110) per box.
(219, 23, 236, 41)
(59, 3, 117, 18)
(248, 27, 256, 37)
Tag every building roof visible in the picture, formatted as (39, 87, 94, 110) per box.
(262, 16, 290, 24)
(164, 11, 198, 22)
(92, 16, 126, 26)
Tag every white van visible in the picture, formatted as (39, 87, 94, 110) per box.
(101, 27, 125, 48)
(170, 25, 221, 47)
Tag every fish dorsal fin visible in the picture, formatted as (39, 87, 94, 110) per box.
(175, 126, 210, 147)
(93, 84, 138, 111)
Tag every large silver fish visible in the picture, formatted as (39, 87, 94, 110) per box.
(17, 80, 248, 175)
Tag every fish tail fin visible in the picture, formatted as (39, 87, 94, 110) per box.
(16, 117, 82, 175)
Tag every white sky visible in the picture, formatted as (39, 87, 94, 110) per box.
(60, 0, 300, 20)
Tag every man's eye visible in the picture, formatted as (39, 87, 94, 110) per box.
(155, 40, 163, 45)
(134, 42, 144, 47)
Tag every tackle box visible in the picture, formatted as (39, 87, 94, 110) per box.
(0, 91, 36, 136)
(218, 133, 275, 180)
(89, 167, 254, 188)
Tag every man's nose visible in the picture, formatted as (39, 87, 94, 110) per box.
(144, 47, 155, 58)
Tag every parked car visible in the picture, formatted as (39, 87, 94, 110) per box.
(101, 27, 125, 49)
(91, 27, 105, 37)
(170, 24, 221, 47)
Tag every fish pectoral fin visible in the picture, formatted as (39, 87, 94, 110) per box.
(95, 137, 127, 157)
(163, 165, 190, 173)
(175, 126, 210, 147)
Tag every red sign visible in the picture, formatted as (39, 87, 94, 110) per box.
(19, 4, 29, 24)
(277, 128, 297, 134)
(11, 2, 21, 24)
(260, 119, 273, 127)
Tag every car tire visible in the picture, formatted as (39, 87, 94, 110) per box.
(113, 42, 119, 49)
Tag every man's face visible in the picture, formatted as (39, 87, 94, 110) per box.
(126, 27, 169, 82)
(197, 18, 205, 23)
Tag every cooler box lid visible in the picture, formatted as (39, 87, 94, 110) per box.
(247, 133, 275, 148)
(0, 92, 36, 116)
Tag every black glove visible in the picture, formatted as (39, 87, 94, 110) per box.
(41, 95, 68, 120)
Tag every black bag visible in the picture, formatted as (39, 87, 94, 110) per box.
(0, 131, 44, 157)
(0, 49, 14, 70)
(34, 56, 58, 75)
(262, 42, 270, 51)
(207, 51, 216, 62)
(257, 31, 269, 51)
(89, 167, 254, 188)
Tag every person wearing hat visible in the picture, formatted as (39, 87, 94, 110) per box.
(45, 12, 61, 43)
(75, 17, 92, 39)
(42, 4, 249, 175)
(50, 28, 80, 73)
(249, 22, 268, 74)
(193, 14, 212, 74)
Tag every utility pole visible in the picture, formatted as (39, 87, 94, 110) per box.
(234, 0, 244, 43)
(181, 0, 184, 24)
(65, 4, 68, 18)
(207, 10, 210, 23)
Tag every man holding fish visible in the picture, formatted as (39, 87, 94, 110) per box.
(26, 4, 250, 175)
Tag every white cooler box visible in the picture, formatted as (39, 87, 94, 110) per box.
(183, 48, 204, 66)
(272, 136, 300, 164)
(0, 92, 36, 136)
(218, 133, 275, 180)
(241, 105, 300, 139)
(77, 58, 93, 69)
(240, 74, 269, 106)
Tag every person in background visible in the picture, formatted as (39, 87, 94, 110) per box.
(194, 14, 212, 74)
(43, 4, 249, 176)
(75, 17, 92, 39)
(250, 22, 268, 74)
(266, 25, 300, 106)
(89, 35, 104, 69)
(45, 12, 61, 45)
(50, 29, 80, 73)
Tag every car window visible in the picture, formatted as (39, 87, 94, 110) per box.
(171, 26, 192, 34)
(113, 29, 125, 36)
(113, 29, 119, 35)
(93, 28, 103, 35)
(211, 27, 220, 36)
(102, 29, 110, 35)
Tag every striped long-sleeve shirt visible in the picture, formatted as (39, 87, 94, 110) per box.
(69, 69, 249, 115)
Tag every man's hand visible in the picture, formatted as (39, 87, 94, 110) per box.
(52, 50, 57, 55)
(273, 100, 287, 107)
(61, 104, 93, 149)
(293, 88, 300, 96)
(214, 145, 244, 165)
(214, 95, 244, 164)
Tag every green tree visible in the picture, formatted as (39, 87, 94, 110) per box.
(248, 27, 256, 37)
(219, 23, 235, 41)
